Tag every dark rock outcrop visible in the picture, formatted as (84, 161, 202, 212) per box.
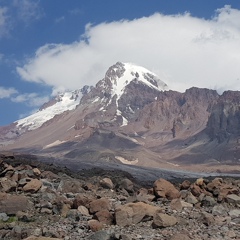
(207, 91, 240, 142)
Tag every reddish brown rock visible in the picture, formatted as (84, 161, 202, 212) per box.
(89, 198, 111, 214)
(0, 164, 14, 176)
(115, 202, 161, 227)
(190, 183, 202, 197)
(57, 179, 83, 193)
(206, 178, 223, 192)
(82, 182, 96, 191)
(23, 178, 42, 193)
(0, 193, 32, 215)
(135, 188, 155, 202)
(88, 219, 103, 232)
(73, 194, 93, 209)
(206, 178, 238, 201)
(41, 171, 60, 180)
(170, 199, 183, 211)
(95, 210, 113, 225)
(33, 168, 41, 176)
(100, 177, 114, 189)
(219, 184, 238, 200)
(0, 178, 17, 192)
(60, 203, 71, 217)
(152, 213, 177, 228)
(153, 178, 180, 200)
(119, 178, 134, 192)
(53, 194, 73, 209)
(180, 180, 191, 190)
(11, 172, 19, 182)
(185, 192, 198, 204)
(201, 211, 215, 226)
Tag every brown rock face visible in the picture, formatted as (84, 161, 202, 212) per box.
(153, 178, 180, 200)
(136, 87, 218, 140)
(118, 80, 161, 120)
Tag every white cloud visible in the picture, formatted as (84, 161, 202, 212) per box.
(11, 92, 49, 107)
(214, 5, 240, 31)
(0, 86, 17, 98)
(13, 0, 43, 23)
(17, 5, 240, 93)
(0, 85, 49, 107)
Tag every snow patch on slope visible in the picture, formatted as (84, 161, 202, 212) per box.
(17, 91, 82, 130)
(115, 156, 139, 165)
(116, 109, 128, 126)
(43, 140, 66, 149)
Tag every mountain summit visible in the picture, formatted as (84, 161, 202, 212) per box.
(15, 62, 167, 132)
(80, 62, 168, 128)
(101, 62, 168, 99)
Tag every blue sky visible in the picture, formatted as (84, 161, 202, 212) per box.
(0, 0, 240, 126)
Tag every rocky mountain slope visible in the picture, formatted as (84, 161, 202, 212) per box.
(0, 62, 240, 173)
(0, 153, 240, 240)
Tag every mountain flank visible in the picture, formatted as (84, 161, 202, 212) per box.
(0, 62, 240, 173)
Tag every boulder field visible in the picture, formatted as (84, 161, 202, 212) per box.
(0, 154, 240, 240)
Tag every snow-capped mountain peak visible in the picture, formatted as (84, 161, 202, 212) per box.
(77, 62, 169, 129)
(13, 62, 168, 133)
(105, 62, 168, 100)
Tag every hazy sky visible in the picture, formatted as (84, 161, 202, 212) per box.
(0, 0, 240, 125)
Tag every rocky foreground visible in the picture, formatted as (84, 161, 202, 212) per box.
(0, 153, 240, 240)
